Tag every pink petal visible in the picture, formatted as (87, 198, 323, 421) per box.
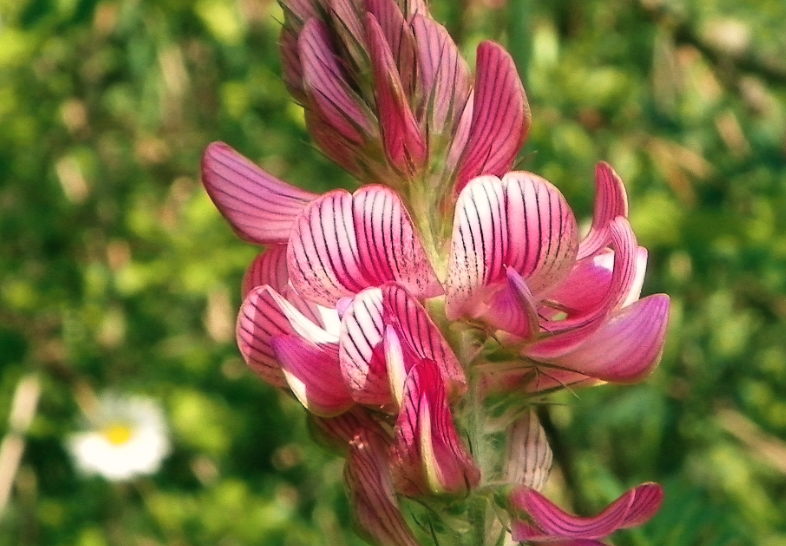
(327, 0, 368, 70)
(539, 294, 671, 383)
(237, 285, 337, 388)
(482, 268, 541, 338)
(305, 111, 364, 177)
(282, 0, 323, 27)
(391, 359, 480, 497)
(446, 91, 474, 172)
(288, 185, 441, 306)
(446, 173, 579, 321)
(236, 286, 294, 388)
(201, 142, 318, 244)
(503, 411, 552, 491)
(394, 0, 428, 17)
(279, 28, 305, 101)
(578, 162, 630, 260)
(272, 335, 353, 417)
(411, 14, 471, 134)
(242, 245, 289, 297)
(525, 368, 599, 394)
(510, 483, 663, 541)
(300, 19, 374, 144)
(346, 429, 421, 546)
(308, 407, 385, 455)
(365, 13, 427, 175)
(339, 288, 391, 406)
(366, 0, 417, 98)
(526, 217, 641, 357)
(454, 42, 530, 193)
(339, 283, 464, 407)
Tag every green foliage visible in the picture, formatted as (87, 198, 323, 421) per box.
(1, 0, 785, 544)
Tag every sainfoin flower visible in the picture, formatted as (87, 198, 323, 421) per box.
(67, 393, 170, 481)
(200, 1, 671, 544)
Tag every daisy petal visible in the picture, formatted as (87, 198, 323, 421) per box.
(201, 142, 317, 244)
(288, 186, 441, 306)
(578, 162, 630, 260)
(273, 335, 353, 417)
(454, 42, 530, 193)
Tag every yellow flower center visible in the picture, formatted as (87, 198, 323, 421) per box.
(102, 423, 133, 445)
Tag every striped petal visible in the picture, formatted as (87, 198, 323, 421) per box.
(578, 162, 630, 260)
(391, 359, 480, 497)
(273, 335, 353, 417)
(339, 288, 390, 407)
(536, 294, 671, 383)
(366, 0, 417, 98)
(201, 142, 318, 244)
(454, 42, 530, 193)
(510, 483, 663, 541)
(340, 284, 465, 407)
(328, 0, 368, 70)
(411, 14, 471, 135)
(503, 411, 553, 491)
(308, 407, 385, 456)
(288, 185, 441, 306)
(237, 285, 337, 388)
(446, 173, 579, 321)
(280, 27, 305, 100)
(366, 13, 427, 175)
(346, 429, 421, 546)
(300, 19, 374, 144)
(242, 245, 289, 296)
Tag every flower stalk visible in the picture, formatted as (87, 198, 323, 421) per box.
(201, 1, 670, 544)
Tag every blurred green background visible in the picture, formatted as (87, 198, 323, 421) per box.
(1, 0, 785, 544)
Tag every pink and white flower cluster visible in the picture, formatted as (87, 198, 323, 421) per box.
(201, 1, 669, 544)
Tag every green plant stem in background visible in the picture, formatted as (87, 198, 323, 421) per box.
(507, 0, 533, 81)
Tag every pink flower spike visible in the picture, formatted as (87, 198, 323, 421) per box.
(391, 359, 480, 497)
(537, 294, 671, 383)
(578, 162, 630, 260)
(365, 13, 427, 175)
(288, 185, 442, 307)
(345, 429, 422, 546)
(510, 483, 664, 542)
(454, 42, 530, 193)
(411, 14, 471, 135)
(300, 19, 375, 144)
(272, 335, 353, 417)
(201, 142, 318, 244)
(446, 172, 579, 323)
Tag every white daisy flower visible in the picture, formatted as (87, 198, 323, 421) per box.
(67, 393, 170, 481)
